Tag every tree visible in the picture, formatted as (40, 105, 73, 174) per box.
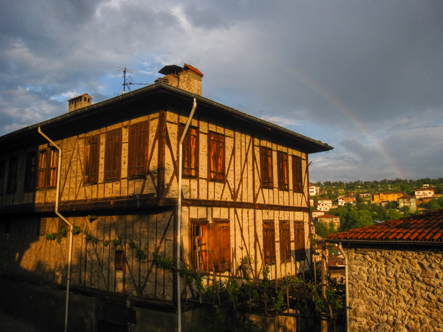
(315, 222, 329, 238)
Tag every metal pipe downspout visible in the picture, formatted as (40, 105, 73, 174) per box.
(177, 98, 197, 332)
(38, 127, 73, 332)
(339, 242, 349, 332)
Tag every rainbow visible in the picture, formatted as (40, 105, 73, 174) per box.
(291, 68, 405, 179)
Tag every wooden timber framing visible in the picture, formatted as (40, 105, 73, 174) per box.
(0, 79, 332, 310)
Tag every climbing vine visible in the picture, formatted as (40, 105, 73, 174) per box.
(45, 222, 148, 261)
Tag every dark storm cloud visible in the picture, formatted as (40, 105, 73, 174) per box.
(0, 0, 442, 181)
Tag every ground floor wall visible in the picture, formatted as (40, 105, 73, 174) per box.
(347, 246, 443, 331)
(0, 275, 306, 332)
(0, 207, 311, 302)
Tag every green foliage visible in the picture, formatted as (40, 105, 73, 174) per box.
(112, 236, 123, 247)
(45, 233, 58, 241)
(72, 226, 81, 235)
(135, 248, 147, 260)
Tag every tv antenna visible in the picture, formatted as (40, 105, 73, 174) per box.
(116, 67, 150, 94)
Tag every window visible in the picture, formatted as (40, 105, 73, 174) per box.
(37, 148, 59, 189)
(104, 129, 122, 181)
(260, 147, 273, 189)
(115, 250, 125, 271)
(292, 155, 303, 192)
(277, 151, 289, 190)
(294, 221, 306, 261)
(263, 221, 276, 265)
(0, 160, 5, 195)
(179, 124, 198, 177)
(7, 157, 18, 193)
(209, 132, 225, 181)
(84, 135, 100, 184)
(24, 152, 37, 191)
(191, 220, 230, 272)
(280, 221, 291, 263)
(191, 221, 208, 271)
(128, 122, 148, 178)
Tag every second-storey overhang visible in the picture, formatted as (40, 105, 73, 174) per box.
(0, 82, 333, 154)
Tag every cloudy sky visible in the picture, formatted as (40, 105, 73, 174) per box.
(1, 0, 442, 182)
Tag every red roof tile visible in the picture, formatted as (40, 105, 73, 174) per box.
(327, 209, 443, 244)
(183, 63, 203, 76)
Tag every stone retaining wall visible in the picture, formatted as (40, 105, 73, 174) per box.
(347, 246, 443, 331)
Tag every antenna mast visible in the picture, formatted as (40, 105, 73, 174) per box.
(116, 67, 149, 94)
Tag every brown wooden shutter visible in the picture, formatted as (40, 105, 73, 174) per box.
(89, 135, 99, 183)
(278, 151, 288, 190)
(37, 150, 46, 188)
(293, 156, 303, 192)
(280, 221, 291, 262)
(128, 122, 147, 177)
(217, 135, 224, 180)
(182, 126, 198, 177)
(104, 129, 121, 181)
(48, 149, 58, 187)
(261, 147, 273, 188)
(263, 221, 276, 264)
(209, 132, 224, 180)
(218, 223, 230, 272)
(85, 135, 99, 183)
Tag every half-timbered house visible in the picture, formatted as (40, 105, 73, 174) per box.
(0, 64, 332, 331)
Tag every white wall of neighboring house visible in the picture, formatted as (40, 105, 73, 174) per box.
(415, 189, 435, 199)
(309, 185, 320, 196)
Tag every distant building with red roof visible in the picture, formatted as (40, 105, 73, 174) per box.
(326, 209, 443, 331)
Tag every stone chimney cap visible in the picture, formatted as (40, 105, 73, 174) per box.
(158, 64, 203, 77)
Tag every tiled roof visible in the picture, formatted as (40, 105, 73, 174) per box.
(318, 214, 338, 219)
(327, 209, 443, 244)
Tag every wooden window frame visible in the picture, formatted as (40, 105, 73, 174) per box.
(280, 220, 291, 263)
(37, 148, 58, 190)
(24, 152, 37, 192)
(260, 147, 273, 189)
(277, 151, 289, 190)
(292, 155, 303, 192)
(104, 129, 122, 182)
(191, 219, 209, 271)
(128, 122, 148, 178)
(294, 221, 306, 261)
(84, 135, 100, 184)
(208, 131, 225, 181)
(263, 220, 276, 265)
(7, 157, 18, 193)
(179, 124, 198, 178)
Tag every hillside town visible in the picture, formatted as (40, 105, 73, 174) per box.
(309, 182, 443, 237)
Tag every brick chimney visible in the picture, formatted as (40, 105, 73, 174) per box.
(68, 94, 92, 112)
(157, 64, 203, 95)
